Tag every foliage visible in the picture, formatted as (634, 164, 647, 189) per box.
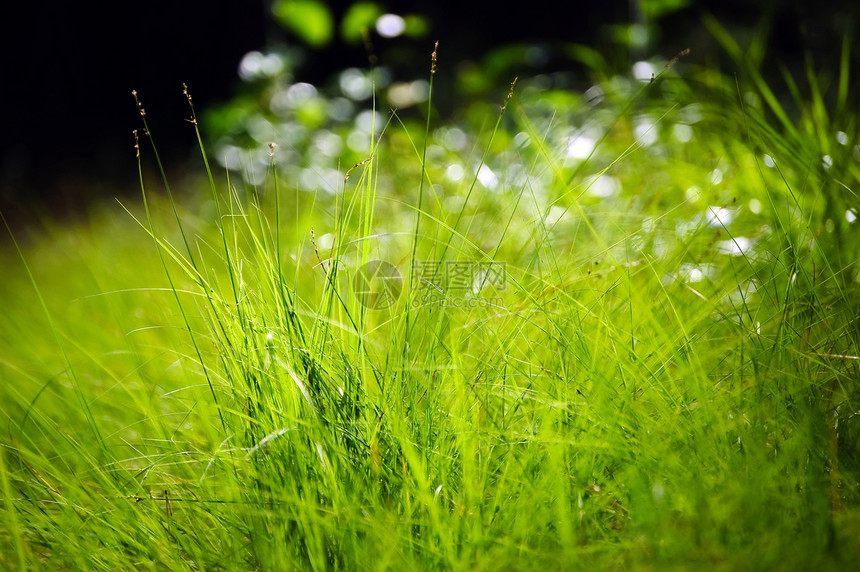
(272, 0, 336, 48)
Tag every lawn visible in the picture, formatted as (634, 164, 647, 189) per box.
(1, 30, 860, 570)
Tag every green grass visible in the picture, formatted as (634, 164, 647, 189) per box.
(1, 42, 860, 570)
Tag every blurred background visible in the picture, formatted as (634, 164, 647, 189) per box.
(1, 0, 857, 221)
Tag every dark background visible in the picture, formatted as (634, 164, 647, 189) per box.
(0, 1, 267, 212)
(1, 0, 857, 216)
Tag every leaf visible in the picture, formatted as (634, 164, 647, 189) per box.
(639, 0, 690, 19)
(402, 14, 429, 38)
(341, 2, 382, 44)
(272, 0, 334, 49)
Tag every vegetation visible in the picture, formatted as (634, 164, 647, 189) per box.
(1, 20, 859, 570)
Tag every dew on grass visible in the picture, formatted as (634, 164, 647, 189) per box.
(652, 481, 665, 502)
(340, 68, 373, 100)
(763, 154, 775, 168)
(247, 115, 275, 143)
(272, 83, 318, 113)
(675, 219, 698, 238)
(837, 131, 849, 145)
(388, 80, 429, 107)
(634, 116, 658, 146)
(388, 82, 415, 108)
(717, 236, 753, 256)
(514, 132, 531, 148)
(244, 163, 268, 186)
(708, 168, 723, 185)
(652, 235, 669, 258)
(444, 195, 464, 212)
(847, 210, 857, 223)
(316, 233, 334, 250)
(822, 155, 833, 169)
(312, 130, 343, 158)
(327, 97, 354, 121)
(566, 133, 596, 160)
(685, 185, 702, 202)
(506, 163, 528, 187)
(586, 174, 620, 198)
(545, 205, 569, 226)
(668, 263, 715, 284)
(376, 14, 405, 38)
(275, 121, 307, 146)
(300, 168, 341, 194)
(632, 60, 656, 83)
(239, 51, 285, 81)
(238, 51, 264, 80)
(355, 110, 384, 134)
(477, 164, 498, 190)
(673, 123, 693, 142)
(680, 103, 703, 124)
(471, 267, 501, 294)
(744, 91, 761, 108)
(524, 176, 550, 205)
(269, 144, 298, 166)
(446, 164, 464, 182)
(749, 198, 762, 214)
(216, 144, 244, 170)
(269, 91, 289, 116)
(641, 216, 656, 234)
(347, 129, 370, 152)
(424, 145, 446, 164)
(411, 79, 429, 102)
(706, 206, 735, 226)
(442, 127, 468, 151)
(584, 84, 604, 106)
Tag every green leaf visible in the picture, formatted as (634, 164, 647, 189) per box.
(341, 2, 382, 44)
(402, 14, 429, 38)
(639, 0, 690, 19)
(272, 0, 334, 49)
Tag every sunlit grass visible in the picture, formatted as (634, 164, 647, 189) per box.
(1, 40, 859, 571)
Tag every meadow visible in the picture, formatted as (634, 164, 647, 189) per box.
(1, 26, 859, 570)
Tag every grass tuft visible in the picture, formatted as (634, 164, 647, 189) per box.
(1, 35, 859, 570)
